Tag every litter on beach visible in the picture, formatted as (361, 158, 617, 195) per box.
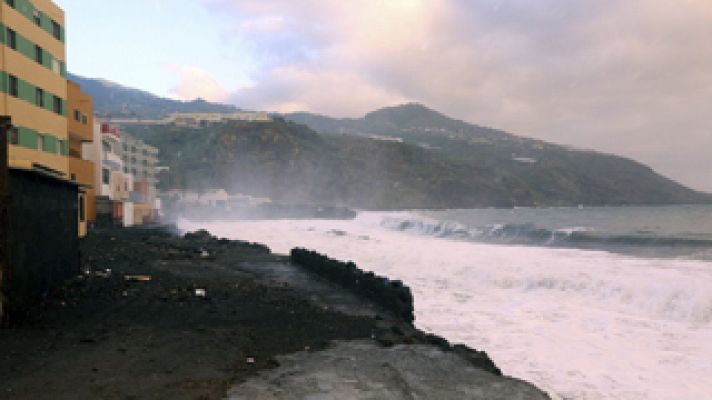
(94, 269, 112, 278)
(124, 275, 152, 282)
(194, 288, 207, 297)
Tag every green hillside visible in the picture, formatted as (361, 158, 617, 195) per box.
(73, 74, 709, 208)
(124, 118, 711, 209)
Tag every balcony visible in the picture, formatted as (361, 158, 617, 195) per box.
(69, 157, 95, 187)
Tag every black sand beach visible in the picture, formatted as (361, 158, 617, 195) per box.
(0, 226, 548, 399)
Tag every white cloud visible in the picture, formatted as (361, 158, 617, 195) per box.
(169, 65, 230, 103)
(198, 0, 712, 191)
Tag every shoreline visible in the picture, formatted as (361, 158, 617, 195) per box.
(0, 225, 549, 399)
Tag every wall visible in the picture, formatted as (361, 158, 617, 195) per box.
(4, 168, 79, 319)
(94, 195, 114, 227)
(69, 156, 95, 220)
(121, 201, 133, 227)
(133, 202, 153, 225)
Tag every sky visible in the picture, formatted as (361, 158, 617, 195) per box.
(56, 0, 711, 192)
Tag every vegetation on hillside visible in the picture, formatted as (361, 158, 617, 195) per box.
(75, 74, 709, 208)
(124, 117, 711, 209)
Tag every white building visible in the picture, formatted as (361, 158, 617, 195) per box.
(164, 188, 271, 210)
(120, 134, 159, 205)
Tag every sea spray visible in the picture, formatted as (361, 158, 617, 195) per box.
(179, 206, 712, 400)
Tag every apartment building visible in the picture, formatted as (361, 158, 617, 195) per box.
(120, 133, 159, 224)
(121, 134, 158, 200)
(0, 0, 87, 321)
(82, 122, 126, 225)
(66, 80, 93, 236)
(83, 122, 160, 226)
(1, 0, 68, 177)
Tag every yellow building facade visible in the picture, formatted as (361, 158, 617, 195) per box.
(1, 0, 68, 177)
(2, 0, 95, 237)
(67, 80, 94, 236)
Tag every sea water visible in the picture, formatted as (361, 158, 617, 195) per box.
(178, 205, 712, 400)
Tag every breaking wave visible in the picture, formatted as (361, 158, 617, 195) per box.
(181, 211, 712, 400)
(380, 215, 712, 252)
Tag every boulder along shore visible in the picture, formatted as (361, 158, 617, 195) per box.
(0, 226, 550, 399)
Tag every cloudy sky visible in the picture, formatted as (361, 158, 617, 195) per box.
(57, 0, 711, 192)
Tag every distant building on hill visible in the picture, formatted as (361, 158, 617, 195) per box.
(102, 111, 273, 127)
(169, 112, 272, 127)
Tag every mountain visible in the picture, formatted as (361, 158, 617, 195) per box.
(68, 73, 238, 119)
(122, 117, 711, 209)
(288, 103, 515, 143)
(285, 104, 712, 206)
(75, 74, 709, 207)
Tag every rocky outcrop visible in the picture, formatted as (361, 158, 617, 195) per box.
(290, 248, 415, 322)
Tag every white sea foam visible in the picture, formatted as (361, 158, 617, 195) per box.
(179, 212, 712, 400)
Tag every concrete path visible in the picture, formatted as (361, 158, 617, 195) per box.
(227, 341, 550, 400)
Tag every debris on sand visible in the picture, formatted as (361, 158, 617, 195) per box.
(124, 275, 152, 282)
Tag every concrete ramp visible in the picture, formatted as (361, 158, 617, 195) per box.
(227, 341, 550, 400)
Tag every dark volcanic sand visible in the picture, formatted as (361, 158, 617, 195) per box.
(0, 226, 546, 400)
(0, 227, 382, 399)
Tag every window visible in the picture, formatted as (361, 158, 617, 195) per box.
(34, 45, 43, 64)
(5, 0, 15, 8)
(51, 59, 60, 74)
(9, 128, 18, 145)
(36, 88, 44, 107)
(123, 167, 128, 173)
(6, 28, 16, 50)
(8, 75, 18, 97)
(74, 109, 80, 121)
(38, 135, 45, 151)
(51, 20, 61, 40)
(79, 194, 86, 222)
(57, 140, 63, 154)
(52, 96, 62, 114)
(102, 168, 110, 185)
(82, 115, 88, 125)
(33, 10, 41, 26)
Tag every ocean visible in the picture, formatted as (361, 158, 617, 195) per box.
(178, 204, 712, 400)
